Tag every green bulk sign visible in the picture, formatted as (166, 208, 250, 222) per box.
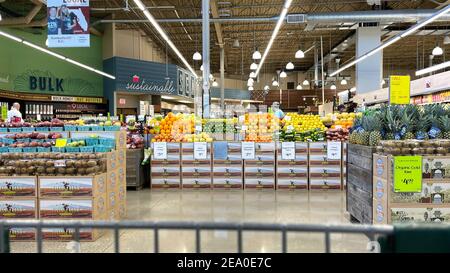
(393, 156, 422, 193)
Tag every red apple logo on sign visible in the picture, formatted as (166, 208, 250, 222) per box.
(132, 75, 140, 83)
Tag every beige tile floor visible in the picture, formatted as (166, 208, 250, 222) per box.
(10, 189, 372, 253)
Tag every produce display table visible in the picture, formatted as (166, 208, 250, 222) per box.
(276, 142, 308, 189)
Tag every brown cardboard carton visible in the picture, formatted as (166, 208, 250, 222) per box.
(0, 176, 37, 198)
(0, 199, 37, 219)
(9, 228, 36, 241)
(39, 198, 106, 220)
(107, 169, 119, 194)
(422, 156, 450, 181)
(107, 151, 118, 171)
(390, 207, 450, 224)
(42, 228, 104, 241)
(39, 174, 107, 199)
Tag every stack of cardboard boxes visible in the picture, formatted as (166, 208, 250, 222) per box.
(244, 143, 276, 189)
(212, 142, 243, 189)
(150, 143, 182, 189)
(181, 143, 212, 189)
(0, 177, 38, 241)
(276, 142, 308, 189)
(309, 142, 342, 190)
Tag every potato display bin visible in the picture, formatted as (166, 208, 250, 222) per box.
(181, 143, 212, 189)
(276, 142, 308, 190)
(244, 142, 276, 189)
(212, 142, 243, 189)
(308, 142, 342, 190)
(150, 143, 181, 189)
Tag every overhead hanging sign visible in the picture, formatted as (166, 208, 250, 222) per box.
(393, 156, 422, 193)
(47, 0, 90, 48)
(389, 75, 410, 105)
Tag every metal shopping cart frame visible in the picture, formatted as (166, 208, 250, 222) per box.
(0, 220, 394, 253)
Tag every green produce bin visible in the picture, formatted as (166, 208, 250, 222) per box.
(379, 224, 450, 253)
(1, 228, 9, 253)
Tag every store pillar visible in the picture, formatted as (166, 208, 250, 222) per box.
(202, 0, 211, 118)
(355, 25, 383, 94)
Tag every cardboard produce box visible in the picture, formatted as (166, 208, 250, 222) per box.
(39, 198, 106, 220)
(151, 143, 181, 189)
(107, 151, 118, 171)
(244, 142, 275, 189)
(422, 156, 450, 181)
(182, 143, 212, 188)
(9, 228, 36, 241)
(212, 142, 243, 189)
(107, 169, 119, 194)
(0, 176, 37, 198)
(42, 228, 103, 241)
(0, 199, 37, 219)
(276, 142, 308, 190)
(117, 148, 127, 169)
(390, 207, 450, 224)
(39, 174, 107, 198)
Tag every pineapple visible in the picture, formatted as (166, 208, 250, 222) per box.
(439, 116, 450, 139)
(385, 105, 403, 140)
(415, 110, 431, 140)
(401, 111, 415, 140)
(369, 114, 382, 146)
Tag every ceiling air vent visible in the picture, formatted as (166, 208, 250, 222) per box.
(287, 14, 306, 24)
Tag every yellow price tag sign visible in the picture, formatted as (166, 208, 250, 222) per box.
(389, 75, 411, 105)
(55, 139, 68, 148)
(394, 156, 422, 193)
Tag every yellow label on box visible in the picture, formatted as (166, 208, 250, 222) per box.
(389, 75, 411, 105)
(394, 156, 422, 193)
(55, 138, 68, 148)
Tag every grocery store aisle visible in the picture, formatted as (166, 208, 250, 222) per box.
(10, 190, 371, 253)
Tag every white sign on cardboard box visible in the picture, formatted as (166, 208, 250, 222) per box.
(194, 142, 208, 159)
(281, 142, 296, 160)
(242, 142, 255, 160)
(153, 142, 168, 160)
(327, 141, 342, 160)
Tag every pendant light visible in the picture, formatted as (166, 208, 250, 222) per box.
(444, 36, 450, 45)
(272, 78, 279, 86)
(381, 79, 386, 85)
(286, 62, 294, 70)
(250, 62, 258, 70)
(295, 48, 305, 59)
(296, 84, 302, 90)
(193, 51, 202, 61)
(264, 85, 270, 91)
(232, 39, 240, 48)
(340, 78, 347, 85)
(247, 78, 254, 87)
(350, 87, 356, 92)
(302, 79, 309, 86)
(209, 74, 214, 80)
(0, 13, 2, 21)
(432, 45, 443, 56)
(200, 65, 204, 71)
(248, 86, 254, 91)
(212, 80, 218, 87)
(330, 84, 337, 90)
(280, 70, 287, 78)
(249, 71, 257, 78)
(253, 48, 262, 60)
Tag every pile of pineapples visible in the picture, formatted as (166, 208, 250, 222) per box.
(349, 104, 450, 146)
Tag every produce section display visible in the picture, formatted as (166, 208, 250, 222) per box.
(279, 113, 326, 142)
(243, 113, 279, 142)
(349, 104, 450, 147)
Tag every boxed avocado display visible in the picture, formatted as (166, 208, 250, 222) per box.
(39, 198, 106, 220)
(39, 174, 107, 198)
(244, 142, 275, 189)
(276, 142, 308, 190)
(212, 142, 243, 189)
(151, 142, 181, 189)
(181, 143, 212, 189)
(0, 177, 37, 198)
(0, 199, 37, 219)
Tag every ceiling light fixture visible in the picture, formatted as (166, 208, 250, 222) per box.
(302, 79, 310, 86)
(286, 62, 294, 70)
(212, 80, 219, 87)
(416, 60, 450, 76)
(250, 62, 258, 70)
(340, 79, 347, 85)
(249, 72, 257, 78)
(232, 39, 240, 48)
(330, 84, 337, 90)
(272, 80, 279, 86)
(330, 4, 450, 77)
(295, 48, 305, 59)
(296, 84, 302, 90)
(350, 87, 356, 92)
(132, 0, 197, 77)
(200, 65, 204, 71)
(381, 79, 386, 85)
(248, 86, 254, 91)
(209, 74, 214, 80)
(0, 13, 2, 22)
(193, 51, 202, 60)
(264, 85, 270, 91)
(254, 0, 293, 77)
(253, 48, 262, 60)
(444, 35, 450, 45)
(0, 30, 115, 79)
(432, 45, 443, 56)
(280, 70, 287, 78)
